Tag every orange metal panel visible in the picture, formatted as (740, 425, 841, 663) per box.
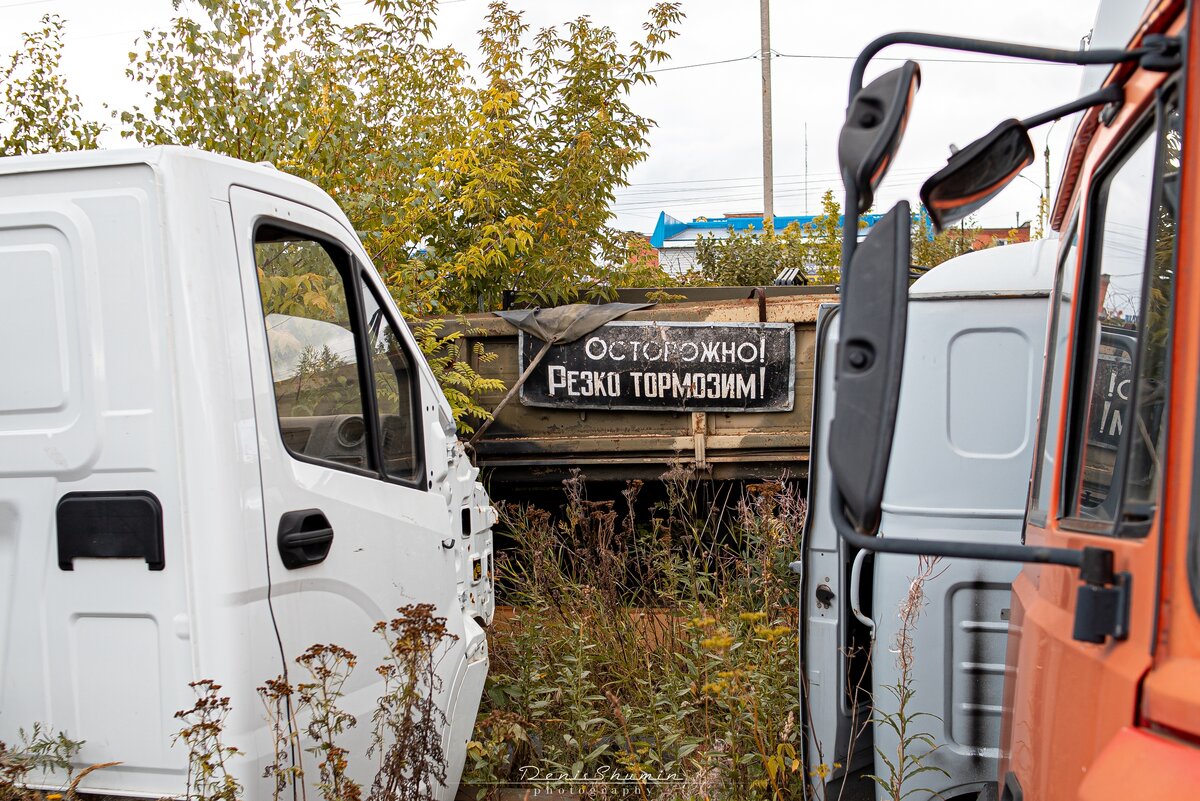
(1077, 727, 1200, 800)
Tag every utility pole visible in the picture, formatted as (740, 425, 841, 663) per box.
(1040, 119, 1059, 237)
(1042, 139, 1051, 232)
(760, 0, 774, 224)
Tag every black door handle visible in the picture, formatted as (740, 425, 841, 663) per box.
(278, 509, 334, 569)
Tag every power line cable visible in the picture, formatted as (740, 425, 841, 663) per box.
(614, 167, 938, 197)
(611, 170, 941, 209)
(650, 49, 1085, 74)
(0, 0, 54, 10)
(649, 54, 757, 73)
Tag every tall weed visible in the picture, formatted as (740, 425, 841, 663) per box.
(467, 469, 807, 800)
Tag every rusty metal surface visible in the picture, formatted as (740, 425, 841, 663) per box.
(429, 292, 837, 483)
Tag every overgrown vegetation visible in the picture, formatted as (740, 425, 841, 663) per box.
(0, 15, 101, 155)
(694, 190, 845, 286)
(0, 725, 85, 801)
(464, 470, 806, 800)
(171, 606, 457, 801)
(867, 556, 948, 801)
(1, 482, 954, 801)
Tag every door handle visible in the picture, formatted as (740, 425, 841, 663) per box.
(850, 548, 875, 632)
(278, 509, 334, 569)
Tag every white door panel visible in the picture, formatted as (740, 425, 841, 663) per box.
(229, 186, 468, 799)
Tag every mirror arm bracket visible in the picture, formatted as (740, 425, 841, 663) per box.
(849, 32, 1151, 104)
(1021, 84, 1124, 130)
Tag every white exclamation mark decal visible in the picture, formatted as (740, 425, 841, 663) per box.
(760, 337, 767, 399)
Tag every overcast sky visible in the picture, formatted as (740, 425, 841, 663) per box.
(1, 0, 1104, 233)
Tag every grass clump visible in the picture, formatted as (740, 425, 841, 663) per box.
(465, 469, 807, 800)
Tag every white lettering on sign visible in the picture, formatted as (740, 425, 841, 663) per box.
(549, 364, 763, 398)
(582, 336, 768, 365)
(621, 370, 763, 400)
(548, 365, 622, 398)
(521, 321, 795, 412)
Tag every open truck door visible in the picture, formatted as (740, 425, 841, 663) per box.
(799, 303, 873, 791)
(801, 242, 1055, 799)
(230, 186, 491, 800)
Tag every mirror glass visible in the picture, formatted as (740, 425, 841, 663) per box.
(839, 61, 921, 214)
(828, 201, 911, 533)
(920, 119, 1035, 230)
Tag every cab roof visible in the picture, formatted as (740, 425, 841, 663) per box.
(0, 146, 352, 233)
(909, 238, 1058, 299)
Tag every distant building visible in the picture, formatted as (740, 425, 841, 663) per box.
(949, 221, 1033, 250)
(650, 210, 885, 273)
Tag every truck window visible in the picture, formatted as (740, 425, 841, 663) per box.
(1068, 102, 1180, 530)
(1030, 233, 1078, 522)
(1121, 105, 1180, 514)
(254, 224, 371, 471)
(359, 278, 422, 484)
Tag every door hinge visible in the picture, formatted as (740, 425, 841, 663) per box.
(1072, 546, 1132, 644)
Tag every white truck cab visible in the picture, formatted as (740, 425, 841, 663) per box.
(0, 146, 494, 799)
(801, 239, 1057, 800)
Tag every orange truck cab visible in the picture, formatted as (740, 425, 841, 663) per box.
(824, 0, 1200, 798)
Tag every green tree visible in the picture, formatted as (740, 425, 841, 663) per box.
(801, 189, 845, 284)
(695, 222, 805, 287)
(1, 14, 102, 155)
(403, 1, 684, 311)
(121, 0, 681, 428)
(910, 209, 980, 269)
(693, 189, 846, 286)
(122, 0, 682, 313)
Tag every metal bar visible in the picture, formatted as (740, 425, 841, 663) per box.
(1021, 84, 1124, 129)
(831, 483, 1085, 568)
(848, 32, 1149, 104)
(692, 412, 708, 469)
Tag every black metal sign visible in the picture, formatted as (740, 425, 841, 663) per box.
(519, 321, 795, 412)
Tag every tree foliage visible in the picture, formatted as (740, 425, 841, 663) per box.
(121, 0, 682, 312)
(1, 14, 102, 155)
(694, 189, 845, 286)
(118, 0, 682, 427)
(613, 235, 686, 288)
(910, 210, 981, 269)
(411, 1, 685, 311)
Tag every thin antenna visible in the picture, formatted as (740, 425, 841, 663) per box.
(804, 122, 809, 215)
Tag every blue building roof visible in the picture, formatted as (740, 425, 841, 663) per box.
(650, 211, 887, 248)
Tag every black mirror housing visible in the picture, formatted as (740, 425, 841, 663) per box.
(828, 201, 911, 533)
(920, 119, 1035, 231)
(839, 61, 921, 214)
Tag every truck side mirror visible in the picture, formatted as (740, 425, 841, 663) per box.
(839, 62, 921, 214)
(920, 119, 1034, 231)
(828, 201, 911, 533)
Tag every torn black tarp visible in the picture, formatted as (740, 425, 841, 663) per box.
(468, 302, 654, 444)
(494, 301, 655, 346)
